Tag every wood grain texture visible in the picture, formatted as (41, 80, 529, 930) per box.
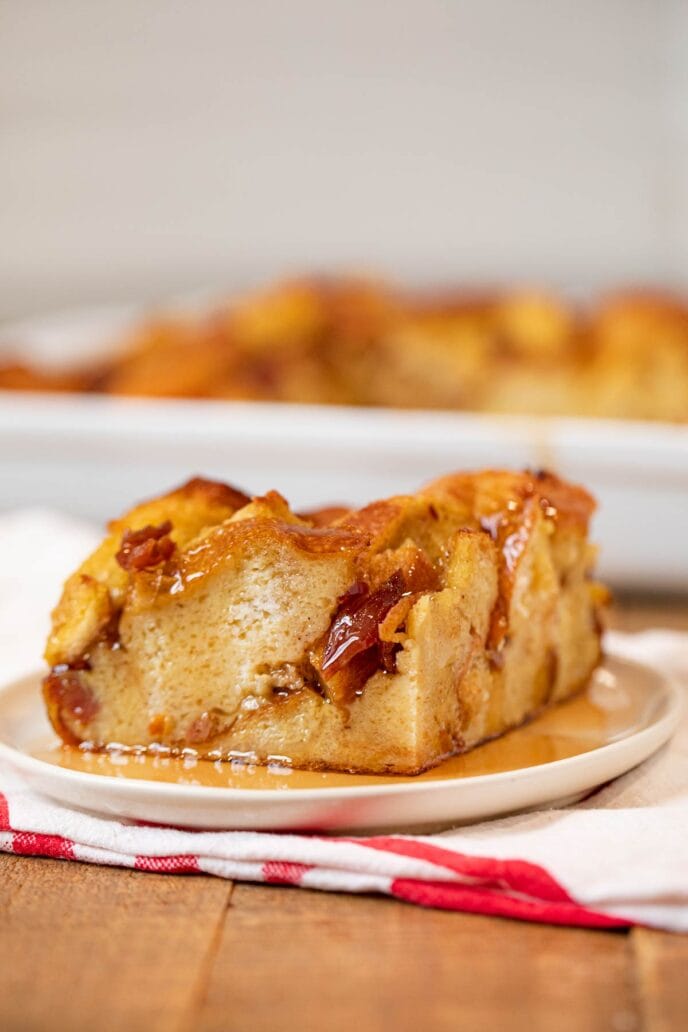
(632, 928, 688, 1031)
(0, 854, 232, 1032)
(196, 884, 639, 1032)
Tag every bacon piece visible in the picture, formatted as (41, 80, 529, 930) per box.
(317, 554, 439, 703)
(43, 665, 100, 745)
(116, 520, 176, 572)
(322, 572, 405, 676)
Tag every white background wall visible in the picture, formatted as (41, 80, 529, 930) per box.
(2, 0, 687, 321)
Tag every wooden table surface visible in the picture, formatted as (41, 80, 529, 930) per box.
(1, 596, 687, 1032)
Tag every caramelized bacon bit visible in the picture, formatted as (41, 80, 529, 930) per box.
(43, 666, 99, 745)
(379, 639, 399, 674)
(318, 557, 439, 702)
(322, 574, 405, 676)
(116, 520, 176, 572)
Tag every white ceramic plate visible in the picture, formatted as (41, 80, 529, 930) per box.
(0, 651, 681, 832)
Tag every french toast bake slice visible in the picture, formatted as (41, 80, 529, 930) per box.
(43, 470, 606, 774)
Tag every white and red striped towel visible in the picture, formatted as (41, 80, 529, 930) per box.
(1, 511, 687, 931)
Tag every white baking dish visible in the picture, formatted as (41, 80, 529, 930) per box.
(0, 391, 686, 589)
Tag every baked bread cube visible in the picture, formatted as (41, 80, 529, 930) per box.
(43, 470, 606, 775)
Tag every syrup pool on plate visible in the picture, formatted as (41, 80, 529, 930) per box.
(30, 663, 657, 791)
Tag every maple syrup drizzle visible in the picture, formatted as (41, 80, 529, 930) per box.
(30, 665, 656, 791)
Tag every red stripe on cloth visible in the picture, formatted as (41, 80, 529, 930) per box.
(390, 879, 629, 928)
(262, 861, 313, 885)
(360, 836, 573, 903)
(11, 831, 76, 860)
(134, 854, 200, 873)
(0, 794, 76, 860)
(0, 792, 10, 832)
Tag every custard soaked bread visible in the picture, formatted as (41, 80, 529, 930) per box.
(43, 471, 606, 774)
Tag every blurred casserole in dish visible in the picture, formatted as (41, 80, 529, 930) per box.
(2, 277, 688, 421)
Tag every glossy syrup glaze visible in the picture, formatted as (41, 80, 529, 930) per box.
(29, 661, 660, 791)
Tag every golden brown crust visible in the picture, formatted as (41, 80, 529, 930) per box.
(424, 469, 596, 531)
(423, 469, 596, 664)
(336, 500, 407, 549)
(127, 518, 367, 612)
(175, 476, 252, 511)
(123, 475, 251, 520)
(299, 505, 351, 527)
(45, 476, 251, 666)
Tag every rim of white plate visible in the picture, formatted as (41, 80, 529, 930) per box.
(0, 651, 681, 804)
